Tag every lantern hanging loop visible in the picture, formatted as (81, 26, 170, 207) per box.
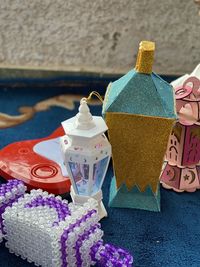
(86, 91, 104, 104)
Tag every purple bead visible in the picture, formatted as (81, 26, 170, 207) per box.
(25, 195, 71, 226)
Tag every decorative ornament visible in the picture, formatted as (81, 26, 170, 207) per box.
(0, 179, 133, 267)
(103, 41, 176, 211)
(160, 64, 200, 192)
(60, 96, 111, 219)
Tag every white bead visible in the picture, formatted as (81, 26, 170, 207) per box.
(0, 181, 102, 267)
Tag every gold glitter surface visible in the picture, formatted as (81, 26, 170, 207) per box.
(106, 112, 175, 192)
(135, 41, 155, 74)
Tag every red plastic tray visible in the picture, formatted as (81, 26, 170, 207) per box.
(0, 127, 71, 194)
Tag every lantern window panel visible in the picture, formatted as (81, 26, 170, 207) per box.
(92, 156, 109, 195)
(68, 162, 90, 196)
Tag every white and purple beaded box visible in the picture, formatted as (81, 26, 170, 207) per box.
(0, 179, 26, 242)
(0, 180, 133, 267)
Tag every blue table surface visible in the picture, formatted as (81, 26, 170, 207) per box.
(1, 76, 200, 267)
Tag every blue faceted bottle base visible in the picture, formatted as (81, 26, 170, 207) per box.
(109, 176, 160, 212)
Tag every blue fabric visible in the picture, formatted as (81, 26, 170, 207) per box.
(0, 81, 200, 267)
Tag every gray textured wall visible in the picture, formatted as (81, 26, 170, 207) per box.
(0, 0, 199, 75)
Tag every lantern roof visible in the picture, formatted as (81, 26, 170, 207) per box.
(62, 98, 108, 138)
(103, 41, 176, 120)
(103, 71, 176, 119)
